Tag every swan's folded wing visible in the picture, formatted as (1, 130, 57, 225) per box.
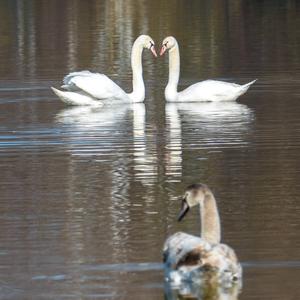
(207, 244, 242, 280)
(71, 73, 128, 100)
(62, 71, 93, 91)
(179, 80, 242, 101)
(63, 71, 93, 85)
(163, 232, 211, 269)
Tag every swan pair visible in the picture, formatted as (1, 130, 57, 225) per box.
(52, 35, 256, 105)
(164, 184, 242, 288)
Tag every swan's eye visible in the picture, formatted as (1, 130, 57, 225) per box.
(164, 41, 169, 47)
(149, 41, 154, 48)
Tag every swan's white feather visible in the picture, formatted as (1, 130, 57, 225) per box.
(63, 70, 93, 86)
(62, 71, 93, 91)
(70, 73, 130, 101)
(60, 71, 130, 101)
(177, 79, 256, 102)
(51, 87, 103, 106)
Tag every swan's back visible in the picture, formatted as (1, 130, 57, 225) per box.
(63, 71, 129, 101)
(164, 232, 242, 285)
(178, 79, 255, 102)
(163, 232, 211, 270)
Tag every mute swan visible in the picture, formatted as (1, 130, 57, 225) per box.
(160, 36, 256, 102)
(51, 35, 157, 105)
(164, 184, 242, 287)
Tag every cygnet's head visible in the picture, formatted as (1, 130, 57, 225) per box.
(178, 183, 209, 221)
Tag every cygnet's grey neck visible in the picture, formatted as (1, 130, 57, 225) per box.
(200, 191, 221, 244)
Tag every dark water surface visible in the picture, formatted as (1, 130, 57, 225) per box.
(0, 0, 300, 299)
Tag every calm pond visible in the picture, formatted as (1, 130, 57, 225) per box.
(0, 1, 299, 299)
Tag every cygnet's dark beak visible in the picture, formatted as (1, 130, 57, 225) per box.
(177, 199, 190, 222)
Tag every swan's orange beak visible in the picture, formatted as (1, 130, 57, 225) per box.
(150, 46, 158, 57)
(160, 45, 167, 56)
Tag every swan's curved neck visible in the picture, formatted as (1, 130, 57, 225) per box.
(128, 39, 145, 103)
(166, 43, 180, 101)
(200, 191, 221, 244)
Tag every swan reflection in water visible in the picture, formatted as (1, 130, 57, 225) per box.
(166, 101, 254, 139)
(164, 276, 241, 300)
(56, 103, 157, 185)
(165, 102, 254, 179)
(55, 103, 131, 126)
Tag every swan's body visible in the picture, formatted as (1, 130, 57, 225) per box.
(171, 79, 256, 102)
(160, 36, 256, 102)
(164, 184, 242, 287)
(52, 35, 157, 106)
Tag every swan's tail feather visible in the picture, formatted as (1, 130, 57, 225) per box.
(51, 87, 71, 104)
(51, 87, 103, 106)
(242, 79, 257, 90)
(237, 79, 257, 98)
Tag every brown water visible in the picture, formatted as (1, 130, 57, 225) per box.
(0, 0, 300, 299)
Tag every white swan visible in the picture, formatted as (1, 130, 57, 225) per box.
(160, 36, 256, 102)
(51, 35, 157, 105)
(164, 184, 242, 287)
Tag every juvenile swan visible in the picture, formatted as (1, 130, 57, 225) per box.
(163, 184, 242, 286)
(160, 36, 256, 102)
(52, 35, 157, 105)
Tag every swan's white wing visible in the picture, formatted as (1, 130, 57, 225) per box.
(63, 71, 129, 101)
(179, 80, 239, 101)
(51, 87, 103, 106)
(179, 80, 244, 102)
(62, 71, 93, 91)
(163, 232, 211, 269)
(63, 71, 93, 84)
